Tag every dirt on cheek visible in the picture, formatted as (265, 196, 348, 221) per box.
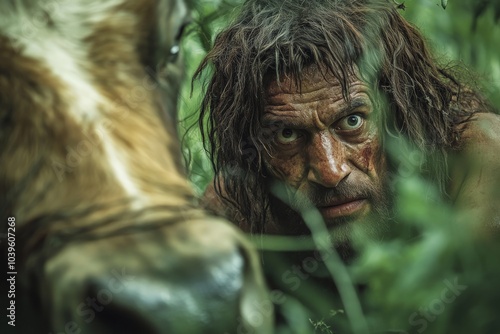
(269, 156, 304, 183)
(358, 138, 387, 174)
(362, 145, 372, 170)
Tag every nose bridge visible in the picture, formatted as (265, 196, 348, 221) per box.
(308, 131, 351, 187)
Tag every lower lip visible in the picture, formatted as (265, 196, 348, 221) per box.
(318, 199, 368, 219)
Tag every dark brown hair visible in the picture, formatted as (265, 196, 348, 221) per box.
(195, 0, 494, 232)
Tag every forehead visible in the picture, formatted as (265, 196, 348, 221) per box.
(264, 65, 371, 120)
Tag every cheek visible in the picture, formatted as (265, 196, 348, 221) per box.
(349, 139, 384, 175)
(266, 154, 307, 186)
(361, 145, 373, 170)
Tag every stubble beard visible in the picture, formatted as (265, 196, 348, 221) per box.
(266, 172, 395, 256)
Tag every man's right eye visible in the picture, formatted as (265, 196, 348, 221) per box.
(276, 128, 299, 144)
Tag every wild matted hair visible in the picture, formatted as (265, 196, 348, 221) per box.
(195, 0, 494, 233)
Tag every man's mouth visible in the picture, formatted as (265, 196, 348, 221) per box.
(316, 198, 369, 220)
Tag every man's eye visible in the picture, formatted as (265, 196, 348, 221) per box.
(336, 114, 364, 131)
(276, 128, 299, 144)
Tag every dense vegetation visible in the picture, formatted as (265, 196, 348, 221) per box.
(179, 1, 500, 333)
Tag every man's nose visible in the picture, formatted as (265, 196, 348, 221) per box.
(307, 132, 351, 187)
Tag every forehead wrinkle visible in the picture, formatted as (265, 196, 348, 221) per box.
(262, 109, 301, 121)
(311, 108, 328, 130)
(267, 85, 338, 102)
(265, 88, 338, 125)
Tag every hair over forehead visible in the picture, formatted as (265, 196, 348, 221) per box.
(210, 0, 398, 98)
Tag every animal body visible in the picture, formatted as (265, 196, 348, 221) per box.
(0, 0, 272, 333)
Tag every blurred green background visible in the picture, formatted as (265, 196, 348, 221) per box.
(177, 1, 500, 333)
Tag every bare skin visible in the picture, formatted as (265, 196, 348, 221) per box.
(448, 112, 500, 234)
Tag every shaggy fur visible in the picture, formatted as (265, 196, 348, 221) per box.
(0, 1, 271, 333)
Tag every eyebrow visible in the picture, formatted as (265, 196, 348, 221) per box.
(337, 98, 371, 116)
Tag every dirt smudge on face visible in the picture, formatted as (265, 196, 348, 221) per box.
(361, 144, 373, 171)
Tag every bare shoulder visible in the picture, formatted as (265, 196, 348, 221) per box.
(460, 112, 500, 151)
(451, 112, 500, 182)
(449, 112, 500, 233)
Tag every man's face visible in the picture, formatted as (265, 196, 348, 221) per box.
(261, 66, 392, 239)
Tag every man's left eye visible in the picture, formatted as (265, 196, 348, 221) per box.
(336, 114, 364, 131)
